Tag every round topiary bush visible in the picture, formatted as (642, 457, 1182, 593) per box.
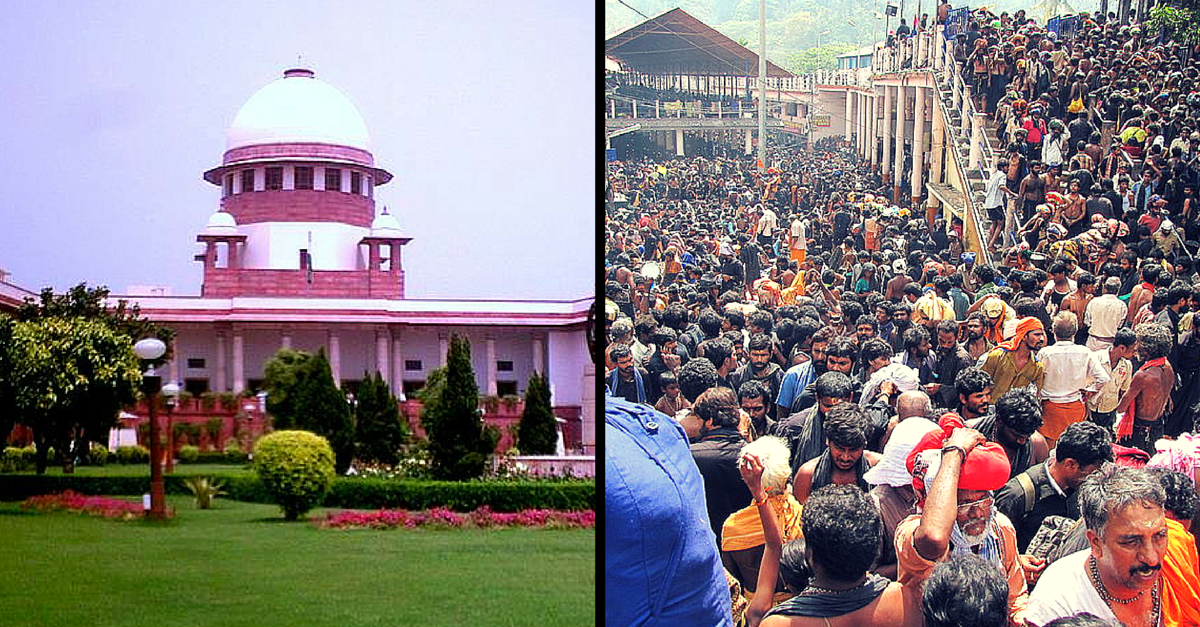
(177, 445, 200, 464)
(252, 430, 335, 520)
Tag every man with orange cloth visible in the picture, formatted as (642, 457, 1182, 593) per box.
(1035, 311, 1109, 447)
(981, 316, 1047, 399)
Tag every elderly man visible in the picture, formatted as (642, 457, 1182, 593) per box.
(1085, 277, 1128, 350)
(1036, 311, 1110, 446)
(981, 317, 1047, 399)
(1025, 466, 1168, 627)
(897, 414, 1028, 625)
(1116, 323, 1177, 455)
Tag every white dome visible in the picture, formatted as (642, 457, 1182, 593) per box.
(225, 69, 370, 152)
(370, 208, 403, 237)
(203, 210, 239, 235)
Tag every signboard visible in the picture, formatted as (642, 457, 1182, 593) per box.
(813, 115, 832, 128)
(944, 7, 970, 40)
(782, 119, 805, 135)
(663, 101, 683, 113)
(606, 149, 617, 162)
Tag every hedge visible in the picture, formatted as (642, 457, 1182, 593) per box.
(0, 474, 595, 512)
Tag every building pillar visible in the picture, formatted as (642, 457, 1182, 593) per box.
(280, 328, 292, 350)
(929, 95, 945, 216)
(376, 327, 390, 387)
(169, 338, 181, 388)
(960, 86, 972, 138)
(894, 82, 906, 203)
(632, 100, 638, 119)
(912, 86, 926, 206)
(869, 93, 879, 170)
(391, 327, 405, 398)
(532, 333, 545, 375)
(214, 331, 227, 393)
(227, 239, 239, 269)
(231, 328, 244, 395)
(969, 112, 986, 171)
(485, 335, 497, 396)
(882, 85, 893, 182)
(328, 330, 341, 388)
(845, 90, 853, 142)
(745, 128, 753, 155)
(675, 128, 685, 157)
(439, 333, 449, 367)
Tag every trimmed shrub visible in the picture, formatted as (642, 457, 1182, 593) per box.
(518, 372, 557, 455)
(178, 445, 200, 464)
(2, 447, 30, 473)
(115, 445, 149, 465)
(87, 443, 109, 466)
(253, 430, 335, 520)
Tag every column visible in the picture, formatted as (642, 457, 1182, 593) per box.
(960, 86, 972, 137)
(882, 85, 893, 182)
(968, 112, 985, 170)
(745, 128, 753, 155)
(214, 330, 227, 393)
(632, 100, 638, 119)
(894, 82, 906, 202)
(929, 93, 945, 211)
(844, 91, 853, 142)
(485, 335, 497, 396)
(869, 94, 878, 170)
(231, 328, 244, 395)
(439, 333, 449, 366)
(912, 86, 926, 205)
(532, 333, 545, 375)
(391, 327, 405, 398)
(169, 338, 181, 388)
(376, 327, 390, 387)
(675, 128, 685, 157)
(327, 330, 341, 388)
(280, 328, 292, 350)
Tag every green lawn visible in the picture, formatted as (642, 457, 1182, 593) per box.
(1, 496, 595, 627)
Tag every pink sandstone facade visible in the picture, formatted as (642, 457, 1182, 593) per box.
(103, 68, 595, 453)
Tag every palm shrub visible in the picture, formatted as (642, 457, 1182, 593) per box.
(518, 371, 557, 455)
(183, 476, 226, 509)
(353, 371, 409, 465)
(419, 335, 499, 480)
(253, 430, 335, 520)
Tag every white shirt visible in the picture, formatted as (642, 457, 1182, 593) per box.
(1036, 339, 1110, 404)
(790, 218, 807, 251)
(758, 209, 777, 237)
(1026, 549, 1133, 627)
(984, 168, 1007, 209)
(1084, 294, 1128, 339)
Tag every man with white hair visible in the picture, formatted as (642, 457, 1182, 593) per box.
(720, 436, 804, 602)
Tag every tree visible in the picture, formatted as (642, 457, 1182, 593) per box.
(5, 317, 142, 473)
(262, 348, 313, 430)
(15, 283, 174, 356)
(289, 349, 356, 474)
(517, 372, 558, 455)
(353, 371, 409, 465)
(419, 335, 499, 480)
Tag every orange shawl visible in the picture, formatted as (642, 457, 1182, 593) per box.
(1162, 517, 1200, 627)
(997, 317, 1044, 352)
(720, 492, 804, 552)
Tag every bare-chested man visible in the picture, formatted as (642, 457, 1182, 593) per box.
(1125, 263, 1161, 325)
(1115, 322, 1175, 455)
(1017, 160, 1046, 222)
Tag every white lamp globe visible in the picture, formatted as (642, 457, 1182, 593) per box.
(133, 338, 167, 361)
(161, 382, 181, 398)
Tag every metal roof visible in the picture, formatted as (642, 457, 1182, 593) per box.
(605, 8, 793, 78)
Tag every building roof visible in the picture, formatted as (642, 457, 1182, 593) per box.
(226, 68, 371, 153)
(605, 8, 793, 78)
(105, 295, 592, 327)
(836, 45, 877, 58)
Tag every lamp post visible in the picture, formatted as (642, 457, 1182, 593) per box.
(134, 338, 167, 520)
(162, 382, 180, 474)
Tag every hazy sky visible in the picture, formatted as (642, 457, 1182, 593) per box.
(0, 1, 593, 301)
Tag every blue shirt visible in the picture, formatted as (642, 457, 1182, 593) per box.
(606, 395, 733, 627)
(776, 360, 818, 411)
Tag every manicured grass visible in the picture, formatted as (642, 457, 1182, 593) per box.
(1, 496, 595, 626)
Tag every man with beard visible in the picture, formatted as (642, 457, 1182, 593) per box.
(924, 320, 974, 410)
(963, 313, 995, 361)
(969, 388, 1051, 480)
(981, 317, 1047, 399)
(791, 403, 883, 503)
(1087, 327, 1137, 434)
(730, 333, 784, 422)
(690, 386, 754, 540)
(770, 371, 854, 474)
(955, 367, 994, 423)
(888, 303, 915, 353)
(645, 327, 688, 404)
(701, 337, 738, 391)
(1153, 282, 1190, 355)
(1036, 312, 1110, 446)
(737, 380, 773, 442)
(791, 336, 859, 413)
(895, 325, 935, 372)
(607, 344, 649, 405)
(1025, 466, 1168, 627)
(775, 326, 838, 417)
(854, 315, 879, 345)
(1085, 277, 1128, 350)
(1115, 323, 1176, 455)
(897, 414, 1029, 624)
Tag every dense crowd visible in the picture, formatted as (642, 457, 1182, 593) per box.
(606, 8, 1200, 627)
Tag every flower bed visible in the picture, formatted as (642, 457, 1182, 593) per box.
(20, 491, 166, 520)
(315, 505, 595, 530)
